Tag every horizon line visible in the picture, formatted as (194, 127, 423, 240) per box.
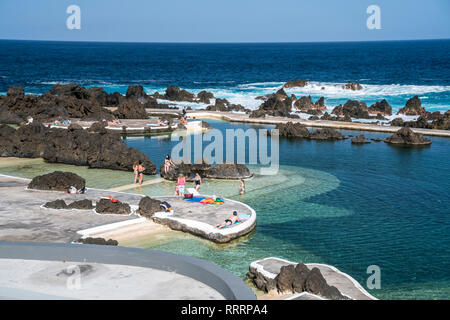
(1, 37, 449, 45)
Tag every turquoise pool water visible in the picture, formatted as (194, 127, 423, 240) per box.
(123, 119, 450, 300)
(1, 119, 449, 299)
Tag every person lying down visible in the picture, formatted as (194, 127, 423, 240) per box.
(215, 211, 241, 229)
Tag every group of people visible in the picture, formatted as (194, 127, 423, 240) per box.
(133, 161, 146, 185)
(173, 172, 202, 196)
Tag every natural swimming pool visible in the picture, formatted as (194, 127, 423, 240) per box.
(1, 119, 448, 299)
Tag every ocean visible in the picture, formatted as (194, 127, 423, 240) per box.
(0, 39, 449, 299)
(1, 39, 449, 114)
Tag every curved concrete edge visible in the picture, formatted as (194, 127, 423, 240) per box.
(77, 217, 148, 238)
(0, 241, 256, 300)
(151, 196, 257, 243)
(250, 257, 378, 301)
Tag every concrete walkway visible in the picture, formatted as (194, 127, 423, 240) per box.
(187, 110, 450, 137)
(0, 258, 225, 300)
(0, 242, 257, 300)
(108, 178, 163, 192)
(0, 174, 142, 242)
(0, 174, 257, 244)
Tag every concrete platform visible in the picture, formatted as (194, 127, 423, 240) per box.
(0, 242, 256, 300)
(151, 196, 256, 243)
(0, 174, 142, 242)
(249, 257, 377, 300)
(0, 174, 256, 244)
(0, 258, 225, 300)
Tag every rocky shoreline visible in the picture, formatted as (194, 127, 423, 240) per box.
(1, 82, 448, 131)
(0, 122, 157, 174)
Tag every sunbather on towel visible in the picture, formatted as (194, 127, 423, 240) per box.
(215, 211, 240, 229)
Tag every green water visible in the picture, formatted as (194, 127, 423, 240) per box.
(0, 158, 158, 190)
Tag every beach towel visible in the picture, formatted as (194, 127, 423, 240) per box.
(184, 196, 206, 203)
(200, 198, 224, 205)
(217, 220, 242, 229)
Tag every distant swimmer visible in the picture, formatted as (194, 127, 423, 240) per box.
(239, 179, 245, 195)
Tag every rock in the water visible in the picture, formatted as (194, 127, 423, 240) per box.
(68, 199, 94, 210)
(397, 96, 428, 116)
(333, 100, 370, 119)
(42, 125, 156, 174)
(253, 93, 293, 118)
(351, 135, 371, 144)
(163, 86, 195, 102)
(282, 79, 308, 88)
(204, 163, 252, 179)
(342, 82, 363, 90)
(160, 162, 251, 181)
(275, 122, 310, 138)
(125, 85, 147, 100)
(197, 91, 215, 104)
(95, 199, 131, 215)
(44, 199, 68, 209)
(371, 138, 382, 142)
(384, 127, 432, 146)
(28, 171, 85, 191)
(77, 237, 118, 246)
(309, 128, 346, 140)
(137, 196, 163, 218)
(368, 99, 392, 116)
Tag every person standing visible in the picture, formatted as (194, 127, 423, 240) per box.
(133, 161, 139, 184)
(177, 173, 186, 197)
(164, 154, 175, 174)
(239, 179, 245, 195)
(194, 172, 202, 192)
(137, 161, 145, 186)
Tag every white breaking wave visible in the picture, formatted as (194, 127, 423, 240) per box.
(282, 81, 450, 98)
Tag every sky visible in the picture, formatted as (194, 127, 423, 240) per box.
(0, 0, 449, 42)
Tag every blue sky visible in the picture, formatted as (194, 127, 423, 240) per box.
(0, 0, 449, 42)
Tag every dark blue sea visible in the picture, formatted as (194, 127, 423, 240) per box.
(1, 39, 449, 299)
(1, 39, 449, 113)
